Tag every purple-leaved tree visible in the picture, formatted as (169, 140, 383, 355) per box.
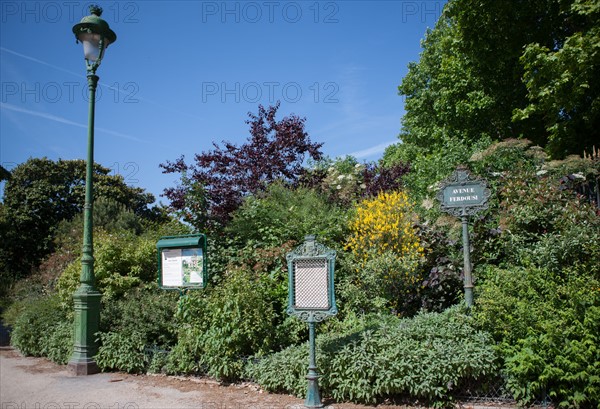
(160, 102, 323, 230)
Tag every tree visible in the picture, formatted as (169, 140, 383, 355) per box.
(0, 165, 10, 182)
(514, 0, 600, 158)
(396, 0, 596, 158)
(0, 158, 157, 283)
(398, 12, 496, 148)
(160, 102, 323, 229)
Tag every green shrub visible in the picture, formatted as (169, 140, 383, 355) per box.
(164, 326, 203, 375)
(95, 331, 147, 374)
(100, 285, 179, 347)
(166, 263, 292, 381)
(2, 298, 30, 328)
(147, 348, 170, 374)
(337, 250, 423, 316)
(475, 265, 600, 408)
(471, 154, 600, 408)
(415, 221, 464, 313)
(336, 265, 390, 316)
(226, 183, 348, 249)
(247, 307, 497, 406)
(45, 321, 73, 364)
(95, 285, 178, 373)
(57, 230, 156, 305)
(246, 341, 309, 397)
(10, 295, 70, 360)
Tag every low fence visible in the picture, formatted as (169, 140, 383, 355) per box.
(457, 376, 553, 408)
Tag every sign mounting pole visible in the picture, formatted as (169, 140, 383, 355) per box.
(461, 212, 474, 307)
(437, 166, 490, 308)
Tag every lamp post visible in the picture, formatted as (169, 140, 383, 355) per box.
(68, 5, 116, 376)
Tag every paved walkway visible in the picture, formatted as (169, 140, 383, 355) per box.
(0, 347, 308, 409)
(0, 346, 513, 409)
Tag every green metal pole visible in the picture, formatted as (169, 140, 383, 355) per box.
(305, 320, 323, 408)
(461, 214, 474, 308)
(68, 73, 101, 375)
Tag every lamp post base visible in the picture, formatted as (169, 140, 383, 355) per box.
(304, 370, 323, 408)
(68, 287, 101, 376)
(68, 358, 100, 375)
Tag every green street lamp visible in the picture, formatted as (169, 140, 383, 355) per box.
(68, 5, 116, 376)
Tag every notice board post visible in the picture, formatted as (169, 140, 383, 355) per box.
(287, 235, 337, 408)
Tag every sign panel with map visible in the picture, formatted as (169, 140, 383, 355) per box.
(157, 234, 207, 290)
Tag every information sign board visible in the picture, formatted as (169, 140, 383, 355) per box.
(293, 258, 330, 310)
(157, 234, 207, 290)
(287, 235, 337, 318)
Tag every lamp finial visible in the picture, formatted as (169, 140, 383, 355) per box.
(89, 5, 103, 16)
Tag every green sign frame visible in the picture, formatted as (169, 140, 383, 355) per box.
(286, 235, 337, 408)
(436, 167, 491, 216)
(157, 234, 207, 290)
(286, 235, 337, 322)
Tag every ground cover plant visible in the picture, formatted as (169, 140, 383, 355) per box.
(246, 307, 498, 407)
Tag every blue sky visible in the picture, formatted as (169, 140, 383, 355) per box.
(1, 0, 445, 204)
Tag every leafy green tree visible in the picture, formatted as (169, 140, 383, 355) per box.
(398, 10, 497, 148)
(0, 158, 157, 283)
(514, 0, 600, 158)
(396, 0, 597, 158)
(0, 165, 10, 182)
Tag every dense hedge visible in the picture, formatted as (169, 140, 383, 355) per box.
(9, 295, 73, 364)
(5, 139, 599, 408)
(247, 307, 497, 407)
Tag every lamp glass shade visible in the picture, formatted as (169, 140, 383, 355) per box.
(79, 32, 102, 61)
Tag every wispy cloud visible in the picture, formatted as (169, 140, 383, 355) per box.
(0, 47, 84, 78)
(349, 139, 399, 159)
(0, 47, 203, 121)
(307, 62, 403, 160)
(1, 102, 147, 143)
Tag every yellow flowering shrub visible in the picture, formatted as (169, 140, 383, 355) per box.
(344, 191, 425, 312)
(346, 190, 424, 261)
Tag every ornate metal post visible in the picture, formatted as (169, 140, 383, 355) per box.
(461, 214, 473, 307)
(437, 166, 490, 308)
(68, 72, 102, 375)
(287, 235, 337, 408)
(306, 320, 321, 407)
(68, 5, 116, 375)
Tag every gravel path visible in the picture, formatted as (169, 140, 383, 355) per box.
(0, 347, 306, 409)
(0, 347, 415, 409)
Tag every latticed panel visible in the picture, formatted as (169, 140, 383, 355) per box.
(293, 258, 329, 309)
